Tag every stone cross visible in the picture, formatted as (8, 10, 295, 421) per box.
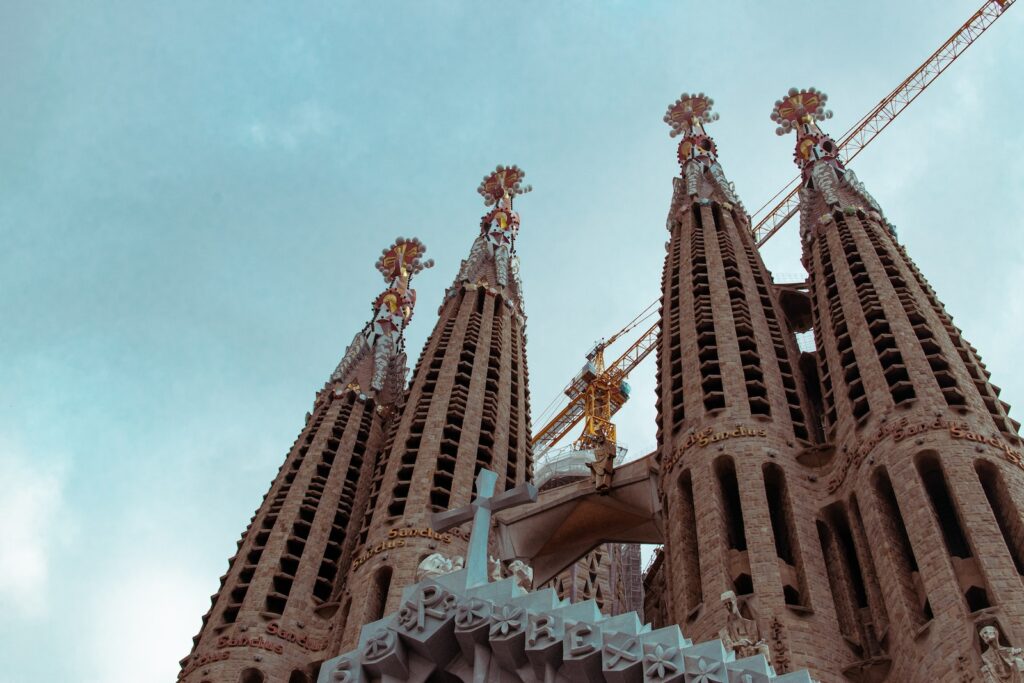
(431, 468, 537, 588)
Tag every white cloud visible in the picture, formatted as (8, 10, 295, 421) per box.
(0, 442, 70, 618)
(243, 100, 339, 151)
(87, 565, 211, 683)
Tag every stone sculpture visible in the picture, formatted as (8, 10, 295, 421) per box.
(415, 553, 465, 582)
(979, 624, 1024, 683)
(719, 591, 771, 660)
(586, 436, 617, 494)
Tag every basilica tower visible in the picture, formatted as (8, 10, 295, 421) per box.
(653, 94, 847, 677)
(774, 87, 1024, 681)
(178, 239, 432, 683)
(334, 167, 534, 651)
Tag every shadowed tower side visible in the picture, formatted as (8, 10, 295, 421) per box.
(334, 166, 534, 652)
(774, 87, 1024, 682)
(653, 93, 847, 678)
(178, 239, 432, 683)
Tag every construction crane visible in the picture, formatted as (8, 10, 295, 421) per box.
(531, 0, 1014, 457)
(750, 0, 1014, 246)
(530, 304, 659, 459)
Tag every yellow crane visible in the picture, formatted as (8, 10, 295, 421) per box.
(531, 0, 1014, 458)
(531, 304, 658, 459)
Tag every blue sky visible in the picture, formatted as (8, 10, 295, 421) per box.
(2, 2, 1022, 681)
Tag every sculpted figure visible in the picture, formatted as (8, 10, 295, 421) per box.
(415, 552, 464, 582)
(980, 624, 1024, 682)
(586, 436, 616, 494)
(508, 559, 533, 592)
(719, 591, 770, 660)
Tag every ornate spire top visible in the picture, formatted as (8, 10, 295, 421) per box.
(770, 88, 885, 225)
(770, 87, 841, 180)
(770, 87, 833, 135)
(329, 237, 433, 393)
(477, 165, 532, 207)
(664, 92, 719, 138)
(375, 237, 434, 286)
(664, 92, 723, 172)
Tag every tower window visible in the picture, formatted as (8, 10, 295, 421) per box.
(976, 459, 1024, 575)
(677, 470, 703, 611)
(368, 566, 393, 622)
(763, 463, 809, 608)
(872, 467, 932, 623)
(715, 456, 747, 552)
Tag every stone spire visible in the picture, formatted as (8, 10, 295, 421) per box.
(664, 92, 740, 208)
(178, 241, 429, 683)
(653, 92, 839, 678)
(773, 87, 1024, 682)
(771, 87, 884, 242)
(330, 237, 433, 403)
(451, 165, 531, 313)
(334, 166, 534, 655)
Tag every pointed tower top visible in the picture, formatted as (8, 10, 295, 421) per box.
(477, 165, 532, 207)
(328, 237, 433, 395)
(375, 236, 434, 284)
(664, 92, 725, 173)
(770, 87, 841, 179)
(664, 92, 719, 138)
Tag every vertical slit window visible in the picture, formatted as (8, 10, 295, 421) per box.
(678, 470, 702, 611)
(763, 464, 809, 608)
(368, 566, 393, 622)
(715, 456, 750, 594)
(976, 460, 1024, 575)
(872, 467, 932, 623)
(916, 452, 991, 611)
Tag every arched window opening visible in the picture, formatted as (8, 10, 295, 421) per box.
(239, 669, 266, 683)
(715, 457, 747, 552)
(763, 463, 809, 608)
(916, 452, 991, 611)
(827, 503, 869, 609)
(368, 566, 393, 622)
(288, 672, 311, 683)
(872, 467, 932, 623)
(817, 520, 856, 639)
(916, 453, 971, 558)
(975, 459, 1024, 575)
(677, 470, 703, 611)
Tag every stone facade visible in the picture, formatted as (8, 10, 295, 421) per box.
(179, 240, 433, 683)
(315, 565, 815, 683)
(773, 87, 1024, 682)
(184, 91, 1024, 683)
(335, 167, 535, 654)
(655, 94, 842, 679)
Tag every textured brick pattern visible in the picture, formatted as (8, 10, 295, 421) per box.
(179, 359, 403, 683)
(796, 176, 1024, 681)
(336, 229, 533, 653)
(655, 169, 846, 679)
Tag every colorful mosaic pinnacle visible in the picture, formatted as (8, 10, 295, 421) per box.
(370, 238, 432, 333)
(771, 87, 842, 180)
(663, 92, 719, 137)
(664, 93, 723, 172)
(476, 164, 532, 207)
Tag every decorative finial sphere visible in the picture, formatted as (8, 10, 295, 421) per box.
(664, 92, 719, 137)
(375, 237, 433, 280)
(770, 87, 833, 135)
(477, 165, 532, 207)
